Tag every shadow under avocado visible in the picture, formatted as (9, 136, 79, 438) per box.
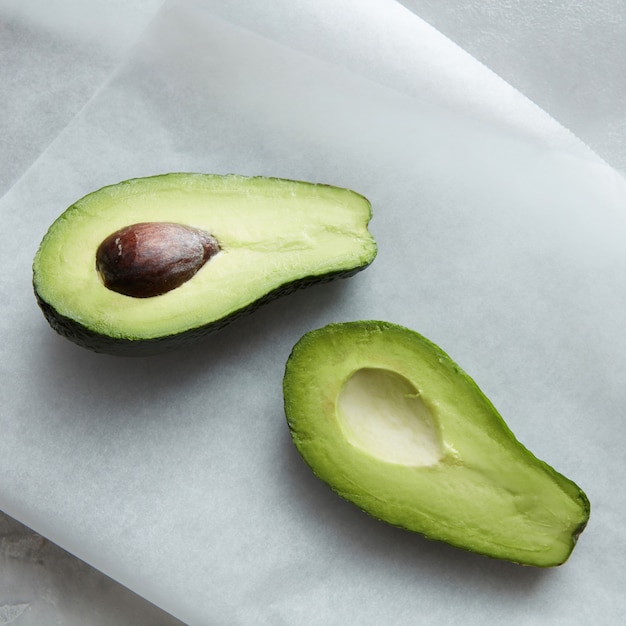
(33, 276, 358, 417)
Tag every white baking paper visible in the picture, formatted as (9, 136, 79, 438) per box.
(1, 0, 625, 624)
(398, 0, 626, 175)
(0, 0, 163, 198)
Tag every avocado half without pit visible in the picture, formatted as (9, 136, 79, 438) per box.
(32, 173, 377, 355)
(283, 321, 590, 567)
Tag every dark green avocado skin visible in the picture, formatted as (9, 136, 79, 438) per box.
(34, 266, 368, 356)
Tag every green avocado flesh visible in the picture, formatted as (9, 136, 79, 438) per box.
(283, 321, 590, 567)
(32, 173, 376, 355)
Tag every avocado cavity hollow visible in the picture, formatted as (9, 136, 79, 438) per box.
(337, 368, 444, 467)
(95, 222, 220, 298)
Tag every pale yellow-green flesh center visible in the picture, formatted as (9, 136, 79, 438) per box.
(33, 175, 376, 340)
(337, 368, 443, 467)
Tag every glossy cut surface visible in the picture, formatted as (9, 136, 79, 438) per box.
(283, 321, 590, 567)
(33, 173, 377, 355)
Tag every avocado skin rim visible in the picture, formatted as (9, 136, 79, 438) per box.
(33, 266, 369, 357)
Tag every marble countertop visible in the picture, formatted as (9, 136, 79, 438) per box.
(0, 515, 182, 625)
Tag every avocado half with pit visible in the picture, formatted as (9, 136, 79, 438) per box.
(32, 173, 377, 356)
(283, 321, 590, 567)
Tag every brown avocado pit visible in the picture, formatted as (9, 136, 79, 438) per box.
(95, 222, 220, 298)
